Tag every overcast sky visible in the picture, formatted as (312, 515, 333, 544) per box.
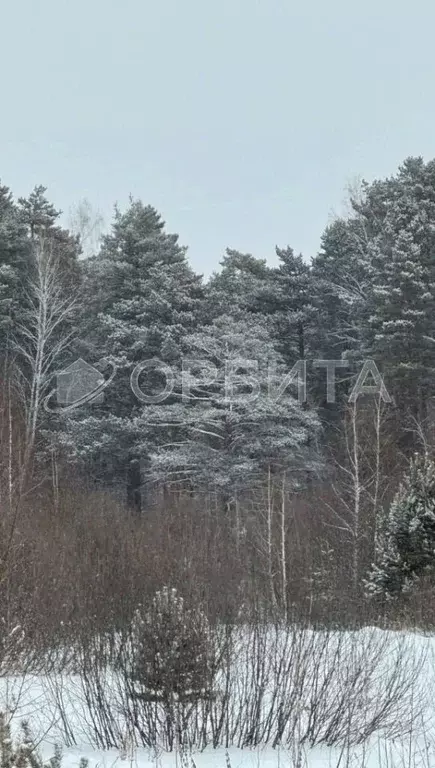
(2, 0, 435, 275)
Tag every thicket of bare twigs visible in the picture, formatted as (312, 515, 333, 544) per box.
(1, 448, 435, 671)
(1, 376, 435, 754)
(0, 473, 433, 668)
(36, 622, 430, 751)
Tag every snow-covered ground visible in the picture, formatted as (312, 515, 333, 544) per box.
(33, 740, 435, 768)
(1, 627, 434, 768)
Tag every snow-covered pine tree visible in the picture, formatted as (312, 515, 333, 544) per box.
(18, 185, 82, 286)
(361, 159, 435, 417)
(270, 246, 314, 366)
(311, 216, 371, 367)
(311, 158, 435, 423)
(366, 453, 435, 599)
(0, 711, 85, 768)
(146, 313, 321, 499)
(309, 212, 377, 421)
(129, 586, 212, 703)
(61, 200, 204, 510)
(206, 249, 273, 320)
(208, 246, 316, 388)
(0, 183, 32, 358)
(18, 184, 60, 240)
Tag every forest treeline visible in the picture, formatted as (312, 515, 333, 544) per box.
(2, 155, 435, 640)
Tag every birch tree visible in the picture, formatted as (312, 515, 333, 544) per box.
(68, 198, 104, 259)
(12, 239, 77, 481)
(325, 396, 390, 596)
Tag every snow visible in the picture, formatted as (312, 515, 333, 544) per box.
(0, 627, 434, 768)
(30, 736, 435, 768)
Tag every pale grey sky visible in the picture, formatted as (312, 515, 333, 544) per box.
(2, 0, 435, 275)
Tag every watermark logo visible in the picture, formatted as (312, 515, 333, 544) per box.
(130, 358, 175, 404)
(44, 357, 393, 411)
(44, 358, 117, 413)
(128, 357, 392, 406)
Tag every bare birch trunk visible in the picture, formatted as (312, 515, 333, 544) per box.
(280, 471, 287, 622)
(267, 465, 277, 612)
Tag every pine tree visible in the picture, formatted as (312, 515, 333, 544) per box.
(311, 217, 370, 365)
(206, 249, 272, 320)
(0, 712, 86, 768)
(61, 200, 204, 510)
(129, 586, 212, 703)
(0, 183, 31, 357)
(311, 158, 435, 422)
(147, 313, 321, 498)
(18, 185, 81, 285)
(366, 453, 435, 599)
(361, 159, 435, 416)
(271, 246, 314, 365)
(84, 200, 203, 380)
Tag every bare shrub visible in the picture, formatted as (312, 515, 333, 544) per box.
(48, 621, 427, 752)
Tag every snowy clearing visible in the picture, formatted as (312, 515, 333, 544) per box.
(1, 627, 434, 768)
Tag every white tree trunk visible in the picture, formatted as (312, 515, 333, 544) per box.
(280, 471, 287, 621)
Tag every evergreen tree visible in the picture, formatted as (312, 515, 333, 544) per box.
(147, 313, 321, 498)
(18, 185, 81, 285)
(61, 200, 204, 510)
(270, 246, 314, 365)
(311, 217, 370, 365)
(18, 184, 60, 240)
(360, 159, 435, 415)
(129, 586, 212, 703)
(0, 182, 31, 356)
(304, 216, 373, 417)
(366, 453, 435, 599)
(207, 249, 273, 320)
(311, 158, 435, 421)
(85, 200, 204, 368)
(206, 245, 316, 369)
